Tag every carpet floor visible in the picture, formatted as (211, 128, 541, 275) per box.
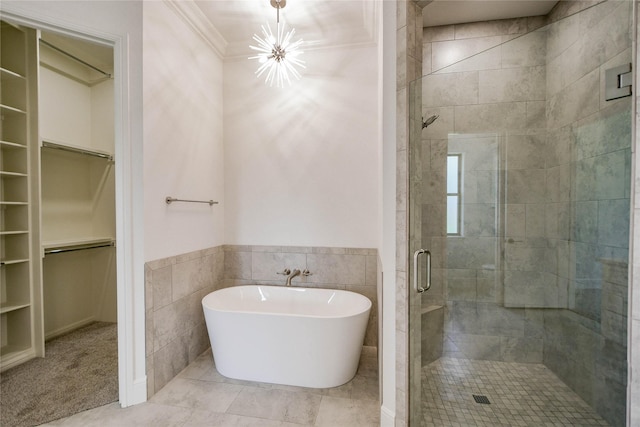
(0, 322, 118, 427)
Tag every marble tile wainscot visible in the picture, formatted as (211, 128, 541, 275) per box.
(145, 246, 225, 397)
(222, 245, 379, 347)
(145, 245, 379, 398)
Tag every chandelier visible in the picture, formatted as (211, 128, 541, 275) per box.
(249, 0, 305, 87)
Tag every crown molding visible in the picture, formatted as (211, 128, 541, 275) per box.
(165, 0, 379, 60)
(164, 0, 228, 58)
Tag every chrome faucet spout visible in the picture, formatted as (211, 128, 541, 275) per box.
(286, 269, 301, 286)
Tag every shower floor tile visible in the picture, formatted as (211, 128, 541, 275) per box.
(421, 358, 611, 427)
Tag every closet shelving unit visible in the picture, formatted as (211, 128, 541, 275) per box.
(1, 20, 42, 371)
(39, 139, 115, 257)
(1, 21, 116, 371)
(39, 135, 117, 339)
(39, 34, 117, 340)
(40, 137, 115, 257)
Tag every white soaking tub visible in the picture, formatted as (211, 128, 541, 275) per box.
(202, 285, 372, 388)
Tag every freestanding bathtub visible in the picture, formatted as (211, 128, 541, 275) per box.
(202, 285, 372, 388)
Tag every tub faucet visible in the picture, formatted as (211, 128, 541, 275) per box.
(286, 269, 301, 286)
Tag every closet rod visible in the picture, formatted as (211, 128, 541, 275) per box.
(39, 39, 112, 79)
(42, 140, 113, 161)
(44, 240, 115, 255)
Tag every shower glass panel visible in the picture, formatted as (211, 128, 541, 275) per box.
(408, 1, 632, 425)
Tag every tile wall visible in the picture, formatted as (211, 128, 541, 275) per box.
(417, 1, 631, 425)
(145, 245, 378, 398)
(543, 3, 631, 426)
(632, 0, 640, 421)
(145, 247, 224, 397)
(222, 245, 379, 347)
(421, 14, 550, 365)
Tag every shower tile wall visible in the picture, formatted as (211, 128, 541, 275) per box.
(542, 2, 631, 425)
(422, 16, 549, 365)
(145, 245, 378, 399)
(420, 1, 631, 425)
(632, 0, 640, 419)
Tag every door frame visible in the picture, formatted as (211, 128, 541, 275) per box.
(0, 6, 146, 407)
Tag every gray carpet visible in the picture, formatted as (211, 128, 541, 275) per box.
(0, 322, 118, 427)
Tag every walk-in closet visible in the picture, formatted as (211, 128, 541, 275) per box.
(1, 20, 118, 426)
(39, 31, 117, 341)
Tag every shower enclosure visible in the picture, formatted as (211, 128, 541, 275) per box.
(409, 1, 632, 425)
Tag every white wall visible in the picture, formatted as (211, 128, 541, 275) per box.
(92, 78, 115, 154)
(143, 1, 225, 262)
(39, 67, 92, 146)
(39, 63, 115, 243)
(223, 43, 379, 248)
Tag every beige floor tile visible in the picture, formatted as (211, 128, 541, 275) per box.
(43, 346, 380, 427)
(150, 377, 243, 412)
(315, 396, 380, 427)
(421, 358, 611, 426)
(350, 375, 380, 401)
(183, 409, 301, 426)
(226, 387, 322, 424)
(42, 402, 192, 427)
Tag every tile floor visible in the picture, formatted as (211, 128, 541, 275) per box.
(421, 358, 611, 426)
(43, 346, 379, 427)
(40, 350, 612, 426)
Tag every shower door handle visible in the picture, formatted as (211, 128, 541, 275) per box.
(413, 249, 431, 293)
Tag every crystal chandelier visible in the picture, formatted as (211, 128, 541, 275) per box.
(249, 0, 305, 87)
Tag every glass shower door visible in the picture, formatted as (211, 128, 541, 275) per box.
(408, 1, 632, 425)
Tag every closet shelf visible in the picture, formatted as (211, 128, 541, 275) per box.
(0, 258, 29, 266)
(0, 201, 28, 206)
(42, 139, 113, 161)
(43, 238, 115, 255)
(0, 346, 34, 366)
(0, 67, 26, 80)
(0, 103, 27, 115)
(0, 171, 28, 178)
(0, 140, 27, 149)
(0, 303, 30, 315)
(0, 345, 33, 359)
(0, 230, 28, 236)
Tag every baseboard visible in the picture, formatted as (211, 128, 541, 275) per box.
(45, 317, 95, 341)
(380, 404, 395, 426)
(130, 376, 148, 406)
(0, 347, 36, 372)
(117, 375, 148, 408)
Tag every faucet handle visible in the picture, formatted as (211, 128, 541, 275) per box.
(276, 269, 291, 275)
(302, 269, 312, 276)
